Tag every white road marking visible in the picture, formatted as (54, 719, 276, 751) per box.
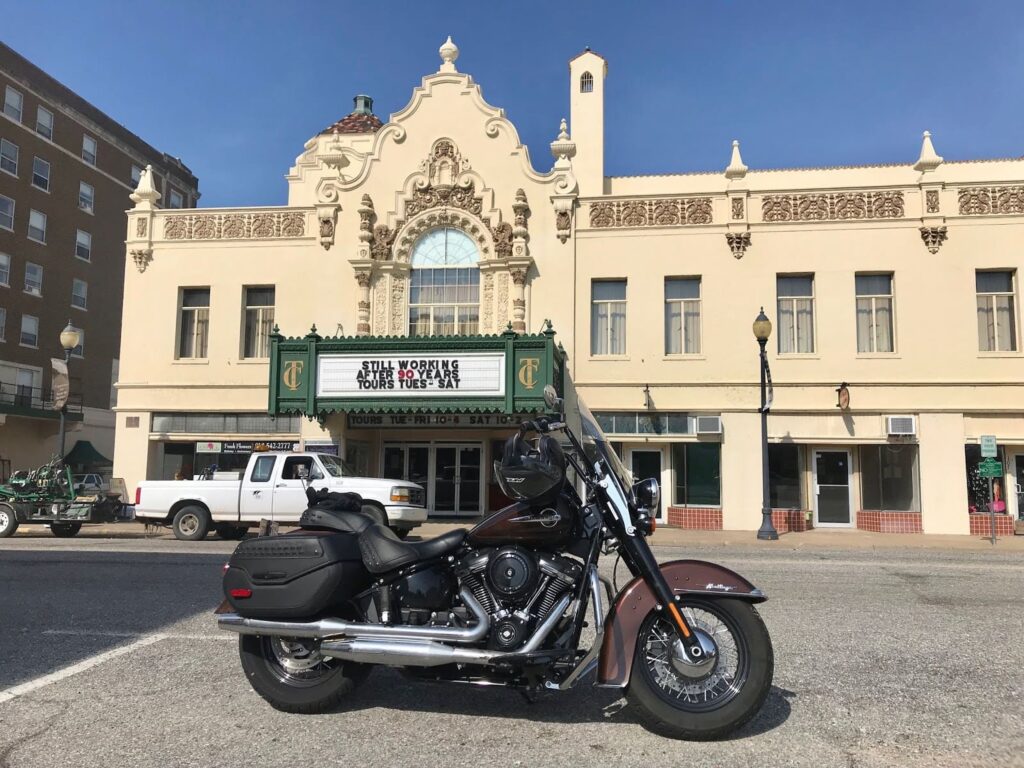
(41, 629, 232, 642)
(0, 633, 167, 705)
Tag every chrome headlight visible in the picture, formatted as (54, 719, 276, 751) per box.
(633, 477, 661, 513)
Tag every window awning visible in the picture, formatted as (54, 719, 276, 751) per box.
(268, 324, 565, 418)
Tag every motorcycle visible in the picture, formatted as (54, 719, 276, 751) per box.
(216, 386, 773, 739)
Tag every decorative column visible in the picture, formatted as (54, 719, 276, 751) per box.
(127, 165, 159, 273)
(350, 194, 377, 336)
(915, 131, 948, 254)
(509, 267, 528, 333)
(725, 140, 752, 259)
(549, 119, 578, 243)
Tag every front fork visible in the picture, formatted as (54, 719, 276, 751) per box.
(618, 526, 707, 664)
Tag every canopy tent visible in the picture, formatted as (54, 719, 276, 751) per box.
(63, 440, 111, 468)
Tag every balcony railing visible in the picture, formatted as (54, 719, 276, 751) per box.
(0, 380, 84, 419)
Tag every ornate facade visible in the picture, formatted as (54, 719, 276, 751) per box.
(115, 39, 1024, 536)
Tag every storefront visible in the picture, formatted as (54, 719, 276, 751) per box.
(268, 326, 564, 519)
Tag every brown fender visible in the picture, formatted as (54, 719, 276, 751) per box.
(597, 559, 766, 687)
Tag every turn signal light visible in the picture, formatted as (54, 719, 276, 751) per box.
(390, 487, 411, 503)
(229, 588, 253, 599)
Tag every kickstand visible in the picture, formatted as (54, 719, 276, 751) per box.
(518, 688, 537, 705)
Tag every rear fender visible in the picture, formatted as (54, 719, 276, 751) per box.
(597, 559, 766, 687)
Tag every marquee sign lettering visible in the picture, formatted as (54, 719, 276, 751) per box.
(318, 353, 506, 398)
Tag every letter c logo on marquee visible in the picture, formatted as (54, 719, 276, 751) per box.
(518, 358, 540, 390)
(282, 360, 305, 392)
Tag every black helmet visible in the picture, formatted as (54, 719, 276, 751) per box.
(494, 432, 566, 504)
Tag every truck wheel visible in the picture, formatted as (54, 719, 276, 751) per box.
(216, 523, 249, 541)
(360, 504, 388, 528)
(172, 506, 210, 541)
(393, 528, 412, 540)
(0, 504, 19, 538)
(50, 523, 82, 538)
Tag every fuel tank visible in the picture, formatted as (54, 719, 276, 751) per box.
(467, 493, 576, 547)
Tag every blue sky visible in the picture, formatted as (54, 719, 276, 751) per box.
(4, 1, 1022, 207)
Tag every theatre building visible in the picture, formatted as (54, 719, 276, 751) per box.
(114, 38, 1024, 536)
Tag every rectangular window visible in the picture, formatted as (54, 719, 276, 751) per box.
(131, 164, 142, 187)
(31, 157, 50, 191)
(0, 252, 9, 285)
(0, 194, 12, 230)
(178, 288, 210, 359)
(168, 189, 184, 209)
(0, 307, 6, 341)
(242, 286, 275, 358)
(36, 106, 53, 139)
(3, 86, 23, 122)
(591, 280, 626, 355)
(82, 135, 97, 165)
(75, 229, 91, 261)
(24, 262, 42, 295)
(72, 279, 88, 310)
(768, 444, 803, 509)
(79, 181, 95, 214)
(976, 270, 1017, 352)
(664, 278, 701, 355)
(28, 209, 46, 243)
(0, 139, 17, 175)
(20, 314, 38, 347)
(671, 442, 721, 506)
(250, 455, 277, 483)
(855, 274, 894, 353)
(777, 275, 815, 353)
(860, 445, 919, 511)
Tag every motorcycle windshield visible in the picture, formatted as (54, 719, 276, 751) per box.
(574, 396, 635, 496)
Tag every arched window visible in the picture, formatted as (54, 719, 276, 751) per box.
(408, 227, 480, 336)
(580, 71, 594, 93)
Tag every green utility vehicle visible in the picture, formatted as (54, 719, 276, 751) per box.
(0, 457, 130, 538)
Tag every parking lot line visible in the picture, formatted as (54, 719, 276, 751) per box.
(0, 634, 167, 705)
(40, 628, 233, 642)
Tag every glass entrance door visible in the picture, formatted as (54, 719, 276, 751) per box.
(814, 450, 852, 526)
(432, 444, 482, 517)
(630, 449, 663, 519)
(1014, 455, 1024, 519)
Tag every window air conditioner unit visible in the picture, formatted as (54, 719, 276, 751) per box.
(695, 416, 723, 435)
(886, 415, 916, 436)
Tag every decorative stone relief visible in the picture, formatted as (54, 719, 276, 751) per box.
(958, 186, 1024, 215)
(926, 190, 940, 213)
(163, 211, 307, 240)
(761, 191, 905, 222)
(549, 119, 578, 243)
(482, 272, 495, 332)
(136, 218, 147, 237)
(371, 224, 397, 260)
(390, 275, 407, 334)
(920, 226, 948, 254)
(130, 248, 153, 273)
(497, 272, 510, 329)
(372, 276, 388, 335)
(726, 232, 751, 259)
(316, 204, 339, 250)
(731, 198, 744, 220)
(492, 221, 513, 258)
(587, 198, 713, 228)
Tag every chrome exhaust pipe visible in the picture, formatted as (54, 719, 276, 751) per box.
(218, 587, 489, 644)
(320, 591, 573, 668)
(320, 638, 499, 667)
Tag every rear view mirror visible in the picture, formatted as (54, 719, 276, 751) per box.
(543, 384, 562, 411)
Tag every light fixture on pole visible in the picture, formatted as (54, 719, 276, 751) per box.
(56, 320, 80, 462)
(753, 308, 779, 541)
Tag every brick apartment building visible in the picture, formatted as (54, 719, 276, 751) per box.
(0, 42, 199, 477)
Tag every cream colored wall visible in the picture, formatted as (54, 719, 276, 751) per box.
(569, 51, 606, 197)
(918, 413, 970, 534)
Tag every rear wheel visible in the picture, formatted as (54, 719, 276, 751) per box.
(0, 504, 19, 538)
(238, 635, 370, 714)
(50, 523, 82, 538)
(626, 598, 773, 740)
(172, 505, 210, 541)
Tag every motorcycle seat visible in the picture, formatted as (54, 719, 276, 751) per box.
(358, 524, 467, 574)
(299, 507, 375, 535)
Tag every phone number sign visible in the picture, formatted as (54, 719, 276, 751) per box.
(317, 353, 506, 398)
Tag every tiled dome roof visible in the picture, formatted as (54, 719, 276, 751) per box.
(320, 95, 383, 135)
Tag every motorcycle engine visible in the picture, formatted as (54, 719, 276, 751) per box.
(456, 547, 582, 651)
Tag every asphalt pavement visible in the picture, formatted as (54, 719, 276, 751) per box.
(0, 532, 1022, 767)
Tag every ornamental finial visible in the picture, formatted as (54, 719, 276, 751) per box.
(914, 130, 943, 173)
(439, 36, 459, 73)
(725, 140, 748, 180)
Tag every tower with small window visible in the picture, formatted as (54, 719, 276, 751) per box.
(569, 48, 607, 196)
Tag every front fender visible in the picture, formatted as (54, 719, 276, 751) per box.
(597, 559, 766, 687)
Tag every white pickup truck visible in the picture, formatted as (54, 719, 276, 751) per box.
(134, 452, 427, 541)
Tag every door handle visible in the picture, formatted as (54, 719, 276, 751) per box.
(275, 483, 286, 488)
(252, 490, 261, 497)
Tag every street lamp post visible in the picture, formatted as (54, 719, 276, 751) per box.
(753, 308, 779, 541)
(56, 321, 81, 462)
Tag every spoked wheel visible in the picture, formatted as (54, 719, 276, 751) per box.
(627, 598, 773, 740)
(238, 635, 370, 714)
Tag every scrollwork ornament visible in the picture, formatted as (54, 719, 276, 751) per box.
(726, 232, 751, 259)
(920, 226, 948, 254)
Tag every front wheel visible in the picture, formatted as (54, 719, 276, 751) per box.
(238, 635, 370, 714)
(626, 598, 773, 740)
(0, 504, 19, 538)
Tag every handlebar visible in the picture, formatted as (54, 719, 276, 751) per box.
(519, 416, 567, 435)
